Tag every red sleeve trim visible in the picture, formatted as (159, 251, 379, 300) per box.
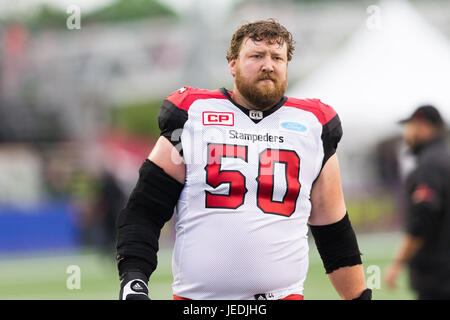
(165, 87, 227, 111)
(284, 97, 337, 126)
(412, 183, 437, 204)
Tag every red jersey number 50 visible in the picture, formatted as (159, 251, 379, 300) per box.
(204, 143, 301, 217)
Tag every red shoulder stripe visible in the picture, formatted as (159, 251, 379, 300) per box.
(284, 97, 337, 126)
(165, 87, 227, 111)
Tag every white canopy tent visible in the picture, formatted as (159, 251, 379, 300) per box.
(289, 0, 450, 187)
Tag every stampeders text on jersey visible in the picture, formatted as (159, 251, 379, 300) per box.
(229, 129, 284, 143)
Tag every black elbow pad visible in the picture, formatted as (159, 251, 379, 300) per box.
(309, 212, 362, 274)
(116, 159, 184, 279)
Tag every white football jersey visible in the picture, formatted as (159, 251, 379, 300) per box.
(158, 87, 342, 300)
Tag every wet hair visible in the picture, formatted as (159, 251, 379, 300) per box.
(226, 18, 295, 62)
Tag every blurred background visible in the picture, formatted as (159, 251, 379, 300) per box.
(0, 0, 449, 299)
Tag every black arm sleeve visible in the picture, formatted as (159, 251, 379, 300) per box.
(116, 160, 184, 280)
(309, 212, 362, 274)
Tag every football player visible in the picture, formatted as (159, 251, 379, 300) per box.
(117, 19, 371, 300)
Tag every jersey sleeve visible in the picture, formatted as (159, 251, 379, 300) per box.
(406, 164, 444, 237)
(319, 101, 343, 168)
(158, 87, 190, 155)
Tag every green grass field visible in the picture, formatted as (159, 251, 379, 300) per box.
(0, 231, 415, 300)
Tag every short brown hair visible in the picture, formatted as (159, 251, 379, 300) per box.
(226, 18, 295, 62)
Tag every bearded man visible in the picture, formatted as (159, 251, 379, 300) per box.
(116, 19, 371, 300)
(385, 105, 450, 299)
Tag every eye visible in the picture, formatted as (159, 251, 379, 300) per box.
(252, 54, 262, 58)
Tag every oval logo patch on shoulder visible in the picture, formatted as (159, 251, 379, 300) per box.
(280, 121, 307, 132)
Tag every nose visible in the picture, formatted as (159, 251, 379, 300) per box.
(261, 56, 274, 73)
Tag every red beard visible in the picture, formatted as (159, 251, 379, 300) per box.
(235, 67, 287, 110)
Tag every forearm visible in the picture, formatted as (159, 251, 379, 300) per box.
(391, 234, 424, 268)
(116, 159, 184, 280)
(116, 219, 161, 279)
(328, 264, 366, 300)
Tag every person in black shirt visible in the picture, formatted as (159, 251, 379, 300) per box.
(385, 105, 450, 299)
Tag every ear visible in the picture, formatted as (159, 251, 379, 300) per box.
(228, 59, 236, 77)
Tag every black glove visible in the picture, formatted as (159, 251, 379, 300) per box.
(352, 288, 372, 300)
(119, 270, 151, 300)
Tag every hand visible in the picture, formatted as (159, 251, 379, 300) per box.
(119, 271, 151, 300)
(384, 262, 402, 289)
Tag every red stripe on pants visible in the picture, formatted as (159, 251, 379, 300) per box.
(280, 294, 303, 300)
(173, 295, 191, 300)
(173, 294, 304, 300)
